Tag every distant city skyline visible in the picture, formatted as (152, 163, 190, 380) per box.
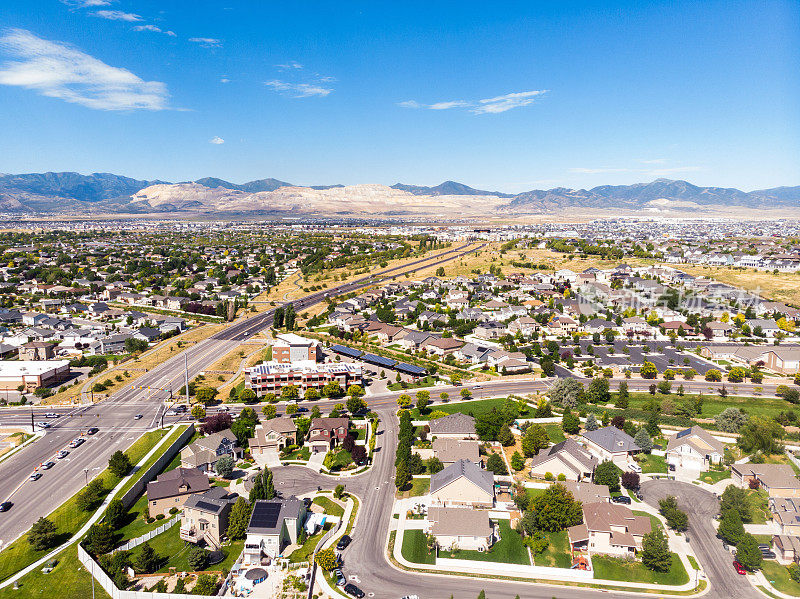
(0, 1, 798, 193)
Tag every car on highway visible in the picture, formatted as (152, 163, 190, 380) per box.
(0, 501, 12, 512)
(87, 427, 99, 435)
(56, 450, 68, 459)
(733, 560, 746, 575)
(69, 438, 85, 448)
(134, 414, 143, 420)
(337, 535, 352, 551)
(40, 461, 55, 470)
(44, 412, 60, 418)
(35, 422, 51, 429)
(334, 569, 346, 586)
(343, 583, 364, 598)
(29, 472, 42, 481)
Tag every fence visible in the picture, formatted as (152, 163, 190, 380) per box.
(115, 516, 178, 552)
(118, 424, 196, 510)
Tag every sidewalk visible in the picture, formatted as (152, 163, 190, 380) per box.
(751, 569, 798, 599)
(0, 423, 184, 590)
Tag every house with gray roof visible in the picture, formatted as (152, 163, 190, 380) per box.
(426, 507, 493, 551)
(180, 487, 238, 549)
(432, 438, 481, 466)
(243, 498, 307, 565)
(429, 459, 494, 508)
(581, 426, 641, 467)
(666, 426, 725, 472)
(429, 413, 477, 439)
(180, 429, 242, 473)
(528, 438, 598, 482)
(147, 467, 211, 516)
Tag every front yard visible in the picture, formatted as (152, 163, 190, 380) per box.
(442, 520, 530, 565)
(637, 454, 668, 473)
(698, 469, 731, 485)
(761, 561, 800, 597)
(400, 529, 436, 565)
(592, 553, 689, 586)
(312, 496, 344, 518)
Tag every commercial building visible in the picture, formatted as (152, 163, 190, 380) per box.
(272, 333, 321, 364)
(244, 360, 361, 397)
(0, 360, 70, 391)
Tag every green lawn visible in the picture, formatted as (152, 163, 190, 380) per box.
(116, 494, 172, 542)
(627, 392, 793, 420)
(526, 487, 545, 504)
(544, 424, 566, 443)
(687, 555, 699, 570)
(0, 545, 111, 599)
(283, 447, 310, 461)
(762, 561, 800, 596)
(699, 469, 731, 485)
(401, 529, 435, 564)
(139, 524, 243, 573)
(532, 530, 571, 568)
(408, 478, 430, 497)
(638, 454, 668, 474)
(312, 496, 344, 518)
(592, 553, 689, 586)
(0, 427, 170, 583)
(409, 397, 512, 420)
(388, 376, 437, 392)
(352, 427, 367, 441)
(443, 520, 530, 565)
(747, 489, 770, 524)
(289, 523, 332, 563)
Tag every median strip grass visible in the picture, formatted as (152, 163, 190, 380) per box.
(0, 427, 171, 582)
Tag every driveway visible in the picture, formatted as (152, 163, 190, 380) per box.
(641, 479, 760, 599)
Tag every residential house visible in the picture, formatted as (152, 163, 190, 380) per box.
(180, 487, 238, 549)
(567, 502, 652, 557)
(432, 438, 481, 466)
(528, 439, 598, 482)
(423, 337, 465, 357)
(665, 426, 725, 471)
(426, 507, 493, 552)
(558, 480, 611, 504)
(242, 498, 307, 565)
(147, 468, 211, 516)
(731, 464, 800, 497)
(581, 426, 641, 467)
(307, 417, 350, 454)
(249, 419, 298, 455)
(19, 342, 55, 361)
(181, 430, 243, 473)
(429, 413, 477, 440)
(429, 459, 495, 508)
(773, 534, 800, 564)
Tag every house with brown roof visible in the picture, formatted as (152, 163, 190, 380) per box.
(432, 438, 481, 466)
(665, 426, 725, 472)
(249, 419, 298, 455)
(568, 502, 652, 557)
(773, 534, 800, 564)
(307, 417, 350, 454)
(732, 464, 800, 498)
(180, 430, 242, 473)
(528, 439, 598, 482)
(147, 468, 211, 516)
(422, 337, 465, 357)
(426, 507, 493, 551)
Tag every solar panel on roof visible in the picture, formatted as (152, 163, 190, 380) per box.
(195, 500, 220, 513)
(362, 353, 396, 367)
(675, 429, 692, 439)
(251, 502, 281, 529)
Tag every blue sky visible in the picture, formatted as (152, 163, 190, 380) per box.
(1, 1, 798, 193)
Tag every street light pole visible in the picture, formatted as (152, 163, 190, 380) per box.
(83, 468, 89, 487)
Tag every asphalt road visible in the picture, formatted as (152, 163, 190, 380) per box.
(0, 242, 482, 549)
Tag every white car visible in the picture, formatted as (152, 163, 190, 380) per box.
(627, 462, 642, 473)
(35, 422, 50, 429)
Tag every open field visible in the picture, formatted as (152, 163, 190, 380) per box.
(677, 265, 800, 306)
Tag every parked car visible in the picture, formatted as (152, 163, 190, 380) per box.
(627, 462, 642, 473)
(87, 427, 99, 435)
(343, 583, 364, 598)
(29, 472, 42, 481)
(334, 569, 346, 586)
(337, 535, 352, 550)
(733, 560, 746, 575)
(40, 461, 55, 470)
(612, 495, 632, 505)
(668, 463, 676, 472)
(56, 450, 68, 459)
(0, 501, 12, 512)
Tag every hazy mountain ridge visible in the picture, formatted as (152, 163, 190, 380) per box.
(0, 172, 797, 215)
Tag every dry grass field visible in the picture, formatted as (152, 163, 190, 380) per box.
(676, 265, 800, 306)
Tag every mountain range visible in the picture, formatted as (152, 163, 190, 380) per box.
(0, 171, 798, 216)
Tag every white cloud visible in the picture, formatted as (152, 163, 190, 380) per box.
(0, 28, 169, 111)
(265, 79, 332, 98)
(93, 10, 142, 21)
(428, 100, 470, 110)
(399, 90, 547, 114)
(471, 90, 547, 114)
(61, 0, 113, 7)
(209, 136, 224, 144)
(189, 37, 221, 48)
(220, 77, 230, 83)
(276, 61, 303, 70)
(132, 25, 176, 37)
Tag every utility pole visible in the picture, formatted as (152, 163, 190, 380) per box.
(30, 406, 34, 434)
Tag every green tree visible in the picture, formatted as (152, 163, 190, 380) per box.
(427, 456, 444, 474)
(192, 574, 219, 595)
(586, 378, 610, 404)
(718, 508, 745, 546)
(737, 416, 785, 455)
(736, 533, 763, 571)
(108, 450, 132, 477)
(347, 395, 367, 414)
(134, 541, 160, 574)
(716, 407, 748, 433)
(28, 517, 58, 551)
(486, 453, 508, 475)
(215, 454, 234, 477)
(315, 547, 338, 571)
(615, 380, 630, 408)
(521, 423, 550, 457)
(195, 386, 218, 405)
(548, 378, 584, 407)
(658, 496, 688, 531)
(584, 412, 599, 431)
(720, 486, 752, 523)
(594, 461, 621, 492)
(84, 522, 115, 555)
(262, 404, 277, 419)
(188, 546, 210, 571)
(561, 408, 581, 434)
(239, 388, 257, 403)
(104, 499, 126, 529)
(511, 451, 525, 471)
(347, 384, 365, 398)
(395, 460, 410, 490)
(633, 428, 653, 453)
(530, 483, 583, 532)
(227, 497, 252, 540)
(76, 479, 105, 512)
(191, 405, 206, 420)
(705, 368, 722, 382)
(641, 527, 671, 572)
(640, 361, 658, 379)
(281, 384, 300, 400)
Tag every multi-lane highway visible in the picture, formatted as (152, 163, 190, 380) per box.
(0, 242, 482, 548)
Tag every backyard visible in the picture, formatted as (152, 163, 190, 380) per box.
(592, 553, 689, 585)
(531, 530, 571, 568)
(134, 525, 243, 574)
